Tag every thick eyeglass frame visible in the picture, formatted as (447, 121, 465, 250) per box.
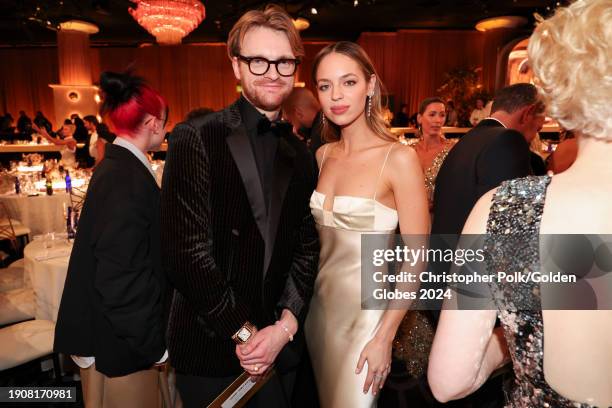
(237, 55, 300, 77)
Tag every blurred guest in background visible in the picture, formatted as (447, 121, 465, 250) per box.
(71, 114, 92, 167)
(0, 113, 15, 141)
(382, 107, 394, 126)
(483, 100, 493, 118)
(184, 107, 214, 121)
(1, 113, 14, 131)
(16, 111, 32, 136)
(433, 83, 545, 236)
(529, 133, 547, 176)
(429, 1, 611, 406)
(444, 100, 458, 127)
(408, 112, 418, 128)
(33, 119, 78, 167)
(282, 87, 323, 152)
(412, 97, 456, 210)
(469, 98, 487, 126)
(69, 114, 88, 142)
(54, 71, 170, 407)
(393, 103, 409, 127)
(547, 129, 577, 174)
(83, 115, 107, 168)
(33, 111, 52, 133)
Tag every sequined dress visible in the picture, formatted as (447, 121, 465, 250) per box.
(391, 141, 456, 379)
(485, 175, 599, 408)
(423, 142, 454, 204)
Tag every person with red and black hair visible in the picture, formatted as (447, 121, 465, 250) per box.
(54, 71, 170, 408)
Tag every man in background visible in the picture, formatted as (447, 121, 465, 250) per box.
(469, 98, 487, 126)
(433, 83, 545, 235)
(282, 87, 323, 152)
(393, 103, 409, 127)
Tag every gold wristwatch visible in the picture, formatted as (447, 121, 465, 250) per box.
(232, 321, 257, 344)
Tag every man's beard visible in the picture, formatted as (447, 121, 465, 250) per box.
(243, 79, 291, 112)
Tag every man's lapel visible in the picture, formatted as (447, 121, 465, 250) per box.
(223, 102, 268, 242)
(264, 134, 296, 276)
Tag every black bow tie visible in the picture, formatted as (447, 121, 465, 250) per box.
(257, 117, 291, 135)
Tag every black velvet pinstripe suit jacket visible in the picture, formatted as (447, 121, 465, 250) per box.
(160, 99, 319, 377)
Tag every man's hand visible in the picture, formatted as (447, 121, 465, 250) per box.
(235, 309, 297, 376)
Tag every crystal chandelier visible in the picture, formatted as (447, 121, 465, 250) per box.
(129, 0, 206, 45)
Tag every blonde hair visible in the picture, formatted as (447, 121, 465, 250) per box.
(227, 4, 304, 60)
(528, 0, 611, 140)
(311, 41, 396, 143)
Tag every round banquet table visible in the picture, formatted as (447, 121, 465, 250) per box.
(0, 192, 71, 236)
(24, 239, 72, 322)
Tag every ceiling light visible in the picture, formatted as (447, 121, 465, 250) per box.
(292, 17, 310, 31)
(129, 0, 206, 45)
(311, 7, 318, 15)
(354, 0, 358, 6)
(475, 16, 527, 32)
(59, 20, 100, 34)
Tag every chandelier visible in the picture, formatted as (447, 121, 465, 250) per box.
(129, 0, 206, 45)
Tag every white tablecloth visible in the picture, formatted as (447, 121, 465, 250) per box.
(24, 239, 72, 322)
(0, 192, 71, 236)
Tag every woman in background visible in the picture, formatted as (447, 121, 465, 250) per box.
(411, 98, 456, 209)
(33, 119, 77, 167)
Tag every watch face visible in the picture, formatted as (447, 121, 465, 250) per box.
(237, 327, 251, 342)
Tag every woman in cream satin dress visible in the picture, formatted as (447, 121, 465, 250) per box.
(304, 41, 429, 407)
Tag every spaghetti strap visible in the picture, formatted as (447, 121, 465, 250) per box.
(373, 143, 396, 200)
(319, 143, 331, 171)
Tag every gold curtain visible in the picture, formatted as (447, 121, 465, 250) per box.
(0, 33, 521, 129)
(58, 29, 93, 85)
(0, 48, 58, 123)
(358, 30, 486, 116)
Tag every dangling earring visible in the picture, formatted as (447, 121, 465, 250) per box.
(367, 95, 372, 118)
(321, 114, 326, 126)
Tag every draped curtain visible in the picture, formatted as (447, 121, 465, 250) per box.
(0, 31, 520, 129)
(0, 48, 59, 122)
(58, 30, 93, 86)
(358, 30, 485, 115)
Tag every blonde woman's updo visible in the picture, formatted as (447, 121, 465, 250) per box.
(528, 0, 611, 140)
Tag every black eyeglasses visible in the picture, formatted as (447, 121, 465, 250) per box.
(237, 55, 300, 77)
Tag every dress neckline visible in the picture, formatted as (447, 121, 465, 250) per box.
(312, 190, 398, 214)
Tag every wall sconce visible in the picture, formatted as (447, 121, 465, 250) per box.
(67, 91, 80, 102)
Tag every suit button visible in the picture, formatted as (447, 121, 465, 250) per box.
(231, 229, 240, 236)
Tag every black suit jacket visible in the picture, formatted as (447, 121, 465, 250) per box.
(54, 144, 168, 377)
(431, 119, 532, 235)
(161, 99, 319, 377)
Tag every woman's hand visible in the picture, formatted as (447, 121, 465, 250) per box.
(356, 335, 393, 396)
(32, 123, 49, 137)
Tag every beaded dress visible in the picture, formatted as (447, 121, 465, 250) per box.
(485, 175, 599, 408)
